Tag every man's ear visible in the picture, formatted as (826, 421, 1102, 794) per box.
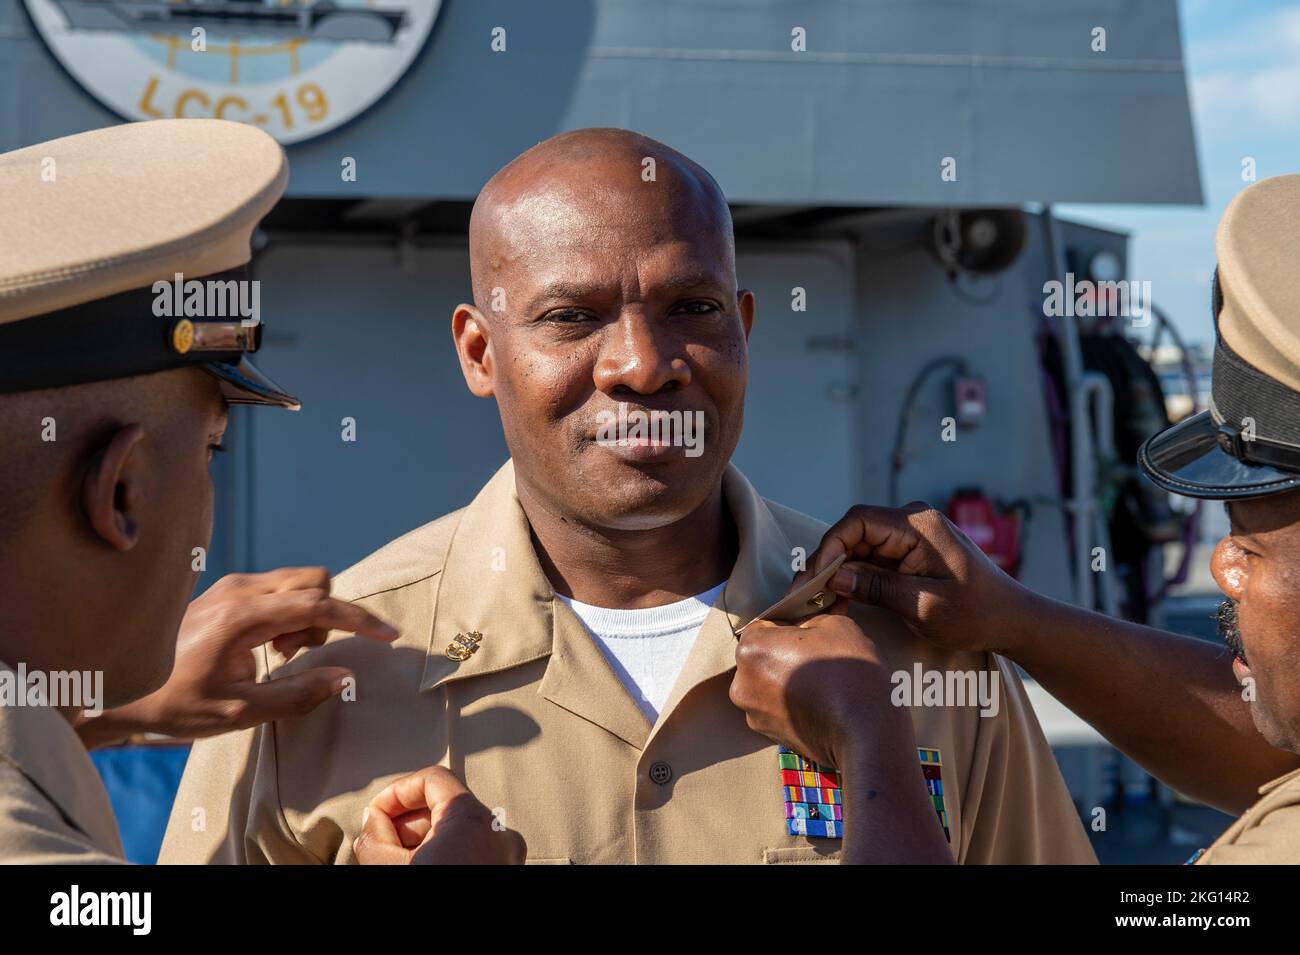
(738, 289, 755, 340)
(452, 304, 495, 398)
(81, 424, 145, 551)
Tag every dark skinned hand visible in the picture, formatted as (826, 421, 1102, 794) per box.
(730, 603, 904, 769)
(790, 502, 1034, 656)
(76, 567, 399, 746)
(353, 766, 527, 865)
(729, 602, 952, 863)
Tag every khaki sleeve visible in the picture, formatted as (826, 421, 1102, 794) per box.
(1198, 803, 1300, 864)
(958, 653, 1098, 864)
(0, 762, 122, 865)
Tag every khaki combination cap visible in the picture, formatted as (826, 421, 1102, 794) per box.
(0, 118, 299, 409)
(1141, 174, 1300, 499)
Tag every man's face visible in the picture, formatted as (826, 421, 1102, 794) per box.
(469, 174, 753, 531)
(1210, 489, 1300, 751)
(106, 370, 227, 705)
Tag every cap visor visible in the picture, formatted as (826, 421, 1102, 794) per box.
(203, 358, 300, 411)
(1139, 410, 1300, 500)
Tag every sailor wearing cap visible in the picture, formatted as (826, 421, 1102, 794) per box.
(1141, 176, 1300, 500)
(1137, 174, 1300, 862)
(0, 118, 298, 863)
(0, 119, 519, 867)
(741, 173, 1300, 863)
(0, 121, 298, 409)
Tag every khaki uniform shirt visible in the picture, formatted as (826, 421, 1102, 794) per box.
(160, 461, 1096, 865)
(0, 664, 123, 863)
(1197, 767, 1300, 864)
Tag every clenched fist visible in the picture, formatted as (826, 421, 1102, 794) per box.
(354, 766, 526, 865)
(730, 607, 903, 769)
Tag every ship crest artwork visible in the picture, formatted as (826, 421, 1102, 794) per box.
(22, 0, 443, 143)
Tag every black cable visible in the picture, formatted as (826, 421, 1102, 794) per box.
(1145, 302, 1204, 607)
(888, 356, 969, 506)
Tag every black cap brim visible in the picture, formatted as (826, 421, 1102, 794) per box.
(203, 357, 300, 411)
(1138, 410, 1300, 500)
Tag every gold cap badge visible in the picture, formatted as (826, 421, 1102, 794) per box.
(171, 318, 195, 354)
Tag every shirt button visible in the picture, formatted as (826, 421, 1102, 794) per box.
(649, 761, 673, 785)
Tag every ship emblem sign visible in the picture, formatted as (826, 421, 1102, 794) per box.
(22, 0, 443, 144)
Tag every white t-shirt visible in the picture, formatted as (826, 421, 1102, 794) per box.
(556, 582, 727, 723)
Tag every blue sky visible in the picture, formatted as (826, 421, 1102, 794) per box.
(1056, 0, 1298, 348)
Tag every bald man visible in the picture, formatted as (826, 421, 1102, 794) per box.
(161, 128, 1095, 864)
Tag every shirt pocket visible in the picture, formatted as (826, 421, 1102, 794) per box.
(763, 845, 842, 864)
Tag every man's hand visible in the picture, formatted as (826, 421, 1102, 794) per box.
(77, 568, 398, 747)
(795, 502, 1033, 656)
(353, 766, 526, 865)
(729, 607, 951, 863)
(730, 607, 903, 769)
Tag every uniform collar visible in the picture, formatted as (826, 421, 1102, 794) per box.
(419, 460, 798, 749)
(0, 661, 123, 856)
(1258, 765, 1300, 796)
(419, 462, 555, 695)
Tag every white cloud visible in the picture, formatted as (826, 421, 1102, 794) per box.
(1186, 4, 1300, 142)
(1184, 5, 1300, 70)
(1193, 65, 1300, 138)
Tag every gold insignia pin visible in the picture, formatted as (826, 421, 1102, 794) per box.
(444, 631, 482, 662)
(171, 318, 195, 354)
(735, 554, 846, 637)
